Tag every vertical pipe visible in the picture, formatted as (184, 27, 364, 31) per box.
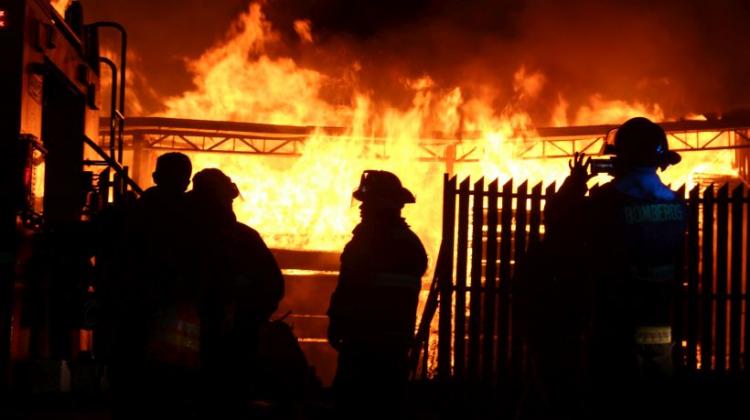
(118, 31, 126, 165)
(98, 57, 117, 162)
(86, 22, 127, 163)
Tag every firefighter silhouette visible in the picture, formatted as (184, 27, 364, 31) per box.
(327, 170, 428, 418)
(186, 168, 284, 417)
(106, 152, 197, 419)
(543, 117, 687, 420)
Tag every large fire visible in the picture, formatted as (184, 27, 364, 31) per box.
(139, 3, 735, 257)
(54, 0, 738, 258)
(53, 0, 742, 380)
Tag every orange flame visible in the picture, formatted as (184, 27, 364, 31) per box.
(155, 3, 737, 257)
(50, 0, 71, 15)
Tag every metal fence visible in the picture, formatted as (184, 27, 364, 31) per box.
(413, 175, 750, 385)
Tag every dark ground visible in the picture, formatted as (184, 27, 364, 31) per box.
(1, 376, 749, 420)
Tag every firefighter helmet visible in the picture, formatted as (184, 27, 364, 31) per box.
(352, 170, 415, 206)
(612, 117, 681, 168)
(192, 168, 240, 201)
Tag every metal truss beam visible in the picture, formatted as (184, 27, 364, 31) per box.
(101, 116, 750, 162)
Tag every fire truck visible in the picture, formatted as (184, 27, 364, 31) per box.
(0, 0, 138, 393)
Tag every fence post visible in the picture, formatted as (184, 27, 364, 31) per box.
(686, 185, 700, 371)
(454, 178, 471, 381)
(438, 175, 457, 381)
(482, 180, 499, 384)
(729, 185, 743, 373)
(468, 178, 484, 382)
(716, 184, 729, 373)
(701, 185, 715, 372)
(528, 183, 543, 248)
(510, 181, 528, 399)
(674, 185, 687, 371)
(497, 180, 513, 384)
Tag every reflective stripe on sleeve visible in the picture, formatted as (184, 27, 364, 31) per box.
(634, 326, 672, 345)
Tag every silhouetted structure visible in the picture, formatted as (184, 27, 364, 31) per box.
(543, 117, 687, 419)
(327, 170, 427, 419)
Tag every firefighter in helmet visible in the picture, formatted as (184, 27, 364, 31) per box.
(187, 168, 284, 417)
(104, 152, 196, 418)
(327, 170, 428, 418)
(545, 117, 687, 419)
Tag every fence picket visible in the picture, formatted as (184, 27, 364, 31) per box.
(438, 175, 456, 380)
(468, 178, 485, 382)
(509, 181, 528, 395)
(716, 184, 729, 372)
(454, 178, 470, 379)
(482, 180, 499, 383)
(528, 183, 543, 248)
(730, 185, 743, 372)
(675, 184, 687, 365)
(687, 185, 700, 370)
(497, 180, 513, 384)
(701, 185, 715, 372)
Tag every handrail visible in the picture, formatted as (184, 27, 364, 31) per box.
(98, 57, 118, 161)
(87, 22, 127, 163)
(82, 136, 143, 195)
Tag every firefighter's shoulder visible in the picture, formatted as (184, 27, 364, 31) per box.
(230, 221, 265, 243)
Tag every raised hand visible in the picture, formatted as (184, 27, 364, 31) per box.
(569, 152, 593, 183)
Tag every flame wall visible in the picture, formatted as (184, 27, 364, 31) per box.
(81, 1, 743, 258)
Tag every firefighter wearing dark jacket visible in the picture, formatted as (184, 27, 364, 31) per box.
(545, 117, 687, 419)
(187, 168, 284, 417)
(108, 152, 196, 419)
(327, 170, 428, 418)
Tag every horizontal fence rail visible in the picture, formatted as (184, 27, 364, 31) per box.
(415, 176, 750, 385)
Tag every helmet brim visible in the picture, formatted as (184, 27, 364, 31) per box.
(352, 188, 416, 205)
(664, 150, 681, 166)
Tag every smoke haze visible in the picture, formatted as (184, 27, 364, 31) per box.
(81, 0, 750, 123)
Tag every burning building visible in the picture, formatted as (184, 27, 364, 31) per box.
(73, 0, 746, 252)
(72, 0, 749, 384)
(2, 0, 750, 404)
